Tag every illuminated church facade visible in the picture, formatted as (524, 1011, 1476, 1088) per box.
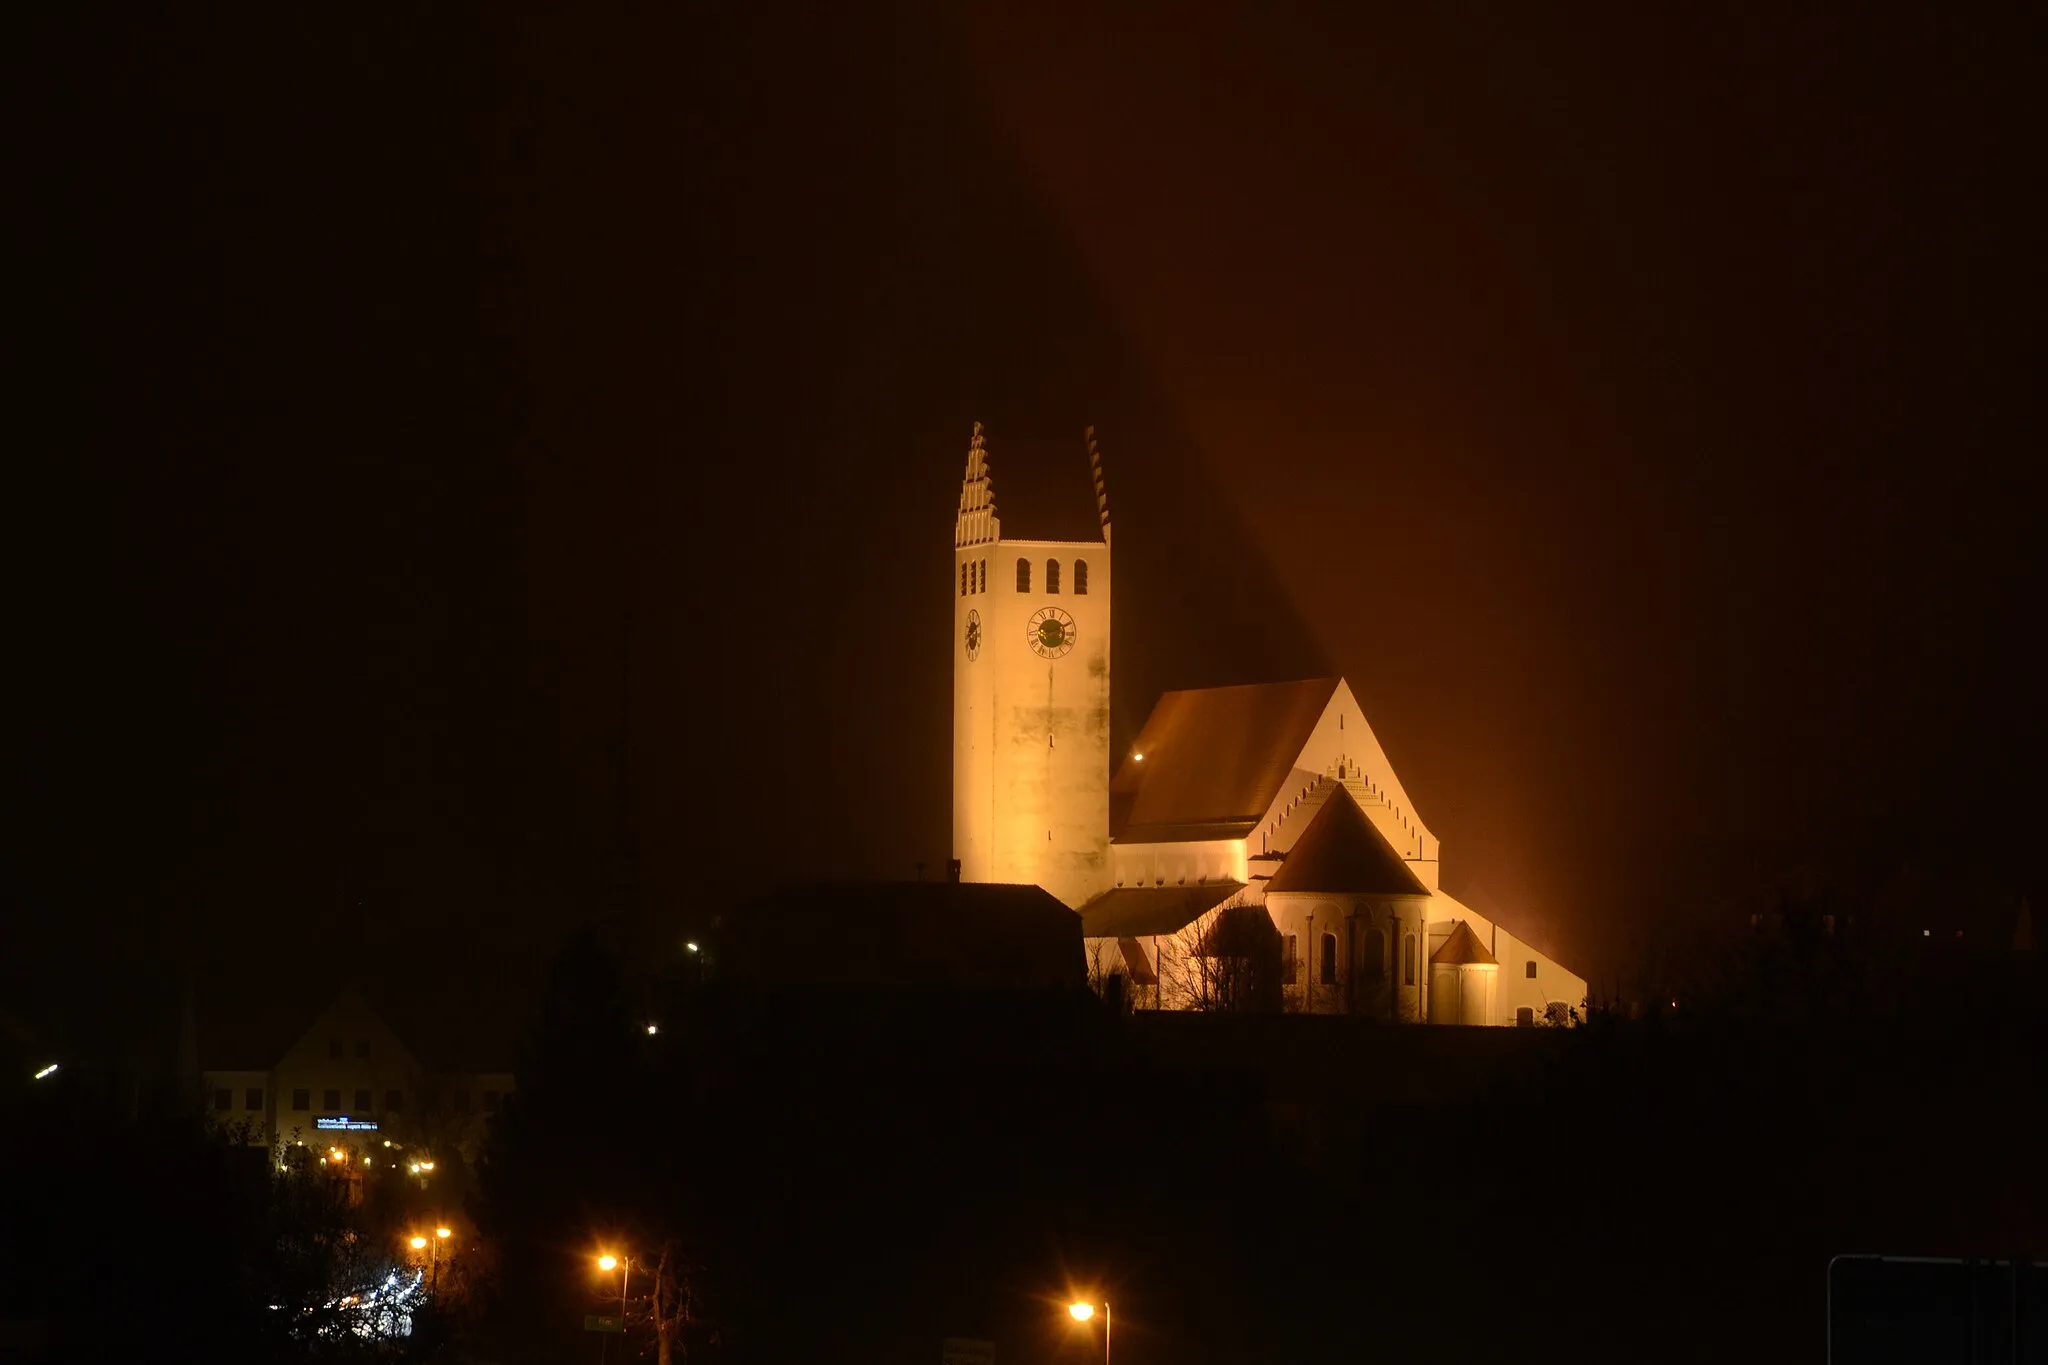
(952, 423, 1585, 1025)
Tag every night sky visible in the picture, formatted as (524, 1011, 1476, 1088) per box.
(12, 2, 2044, 1036)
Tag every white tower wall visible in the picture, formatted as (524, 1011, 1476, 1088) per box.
(951, 425, 1112, 909)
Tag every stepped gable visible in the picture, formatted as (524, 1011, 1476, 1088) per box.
(1263, 783, 1427, 896)
(1111, 678, 1340, 842)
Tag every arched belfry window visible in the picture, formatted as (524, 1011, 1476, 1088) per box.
(1016, 558, 1031, 592)
(1046, 559, 1061, 593)
(959, 563, 968, 596)
(1320, 933, 1338, 986)
(1074, 559, 1089, 595)
(977, 560, 985, 593)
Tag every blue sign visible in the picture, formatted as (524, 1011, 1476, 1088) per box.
(315, 1115, 379, 1131)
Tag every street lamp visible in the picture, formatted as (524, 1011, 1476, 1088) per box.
(410, 1229, 452, 1291)
(595, 1252, 630, 1364)
(1067, 1300, 1110, 1364)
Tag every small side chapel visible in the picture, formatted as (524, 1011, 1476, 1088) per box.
(950, 423, 1586, 1025)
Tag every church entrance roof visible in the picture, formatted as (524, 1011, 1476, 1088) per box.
(1262, 784, 1427, 897)
(1079, 882, 1245, 939)
(1110, 678, 1340, 841)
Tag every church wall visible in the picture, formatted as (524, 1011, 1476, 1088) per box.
(1266, 892, 1431, 1020)
(1109, 838, 1246, 892)
(952, 545, 995, 883)
(1429, 893, 1586, 1026)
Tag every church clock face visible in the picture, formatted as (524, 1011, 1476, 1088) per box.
(1027, 606, 1076, 659)
(963, 609, 981, 661)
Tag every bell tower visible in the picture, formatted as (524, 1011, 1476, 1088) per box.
(951, 423, 1112, 909)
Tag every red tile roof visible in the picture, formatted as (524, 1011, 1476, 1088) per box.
(1263, 783, 1427, 896)
(1079, 883, 1245, 938)
(1430, 920, 1498, 966)
(1110, 678, 1339, 840)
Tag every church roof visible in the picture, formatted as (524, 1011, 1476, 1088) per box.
(1263, 784, 1428, 897)
(1431, 920, 1498, 966)
(1111, 678, 1340, 841)
(1079, 882, 1245, 939)
(986, 429, 1107, 544)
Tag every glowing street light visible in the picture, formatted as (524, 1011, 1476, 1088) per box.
(645, 1023, 659, 1036)
(1066, 1299, 1111, 1364)
(32, 1063, 58, 1081)
(684, 942, 699, 954)
(412, 1227, 453, 1291)
(595, 1253, 630, 1363)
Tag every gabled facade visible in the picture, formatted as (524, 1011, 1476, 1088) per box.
(201, 987, 514, 1162)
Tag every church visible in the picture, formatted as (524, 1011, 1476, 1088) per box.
(951, 423, 1586, 1025)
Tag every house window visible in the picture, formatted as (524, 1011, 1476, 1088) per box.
(1404, 934, 1417, 986)
(355, 1038, 371, 1059)
(1319, 933, 1338, 985)
(245, 1087, 263, 1111)
(1074, 559, 1089, 594)
(1283, 934, 1298, 985)
(1526, 960, 1538, 979)
(1516, 1007, 1535, 1027)
(328, 1037, 342, 1059)
(354, 1088, 373, 1112)
(1016, 558, 1030, 592)
(323, 1088, 341, 1111)
(213, 1088, 232, 1112)
(1046, 559, 1061, 593)
(385, 1089, 403, 1113)
(454, 1090, 472, 1114)
(292, 1088, 310, 1111)
(483, 1089, 502, 1113)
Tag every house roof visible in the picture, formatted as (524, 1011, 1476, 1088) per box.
(1079, 883, 1245, 939)
(1431, 920, 1498, 966)
(1110, 678, 1340, 841)
(986, 431, 1107, 544)
(1263, 784, 1428, 896)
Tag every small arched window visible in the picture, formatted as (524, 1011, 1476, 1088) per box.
(1074, 559, 1089, 595)
(1403, 934, 1417, 986)
(1319, 933, 1338, 985)
(1015, 558, 1031, 592)
(959, 563, 968, 596)
(1046, 559, 1061, 593)
(977, 560, 985, 593)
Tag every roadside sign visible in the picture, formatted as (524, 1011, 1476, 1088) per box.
(942, 1338, 994, 1365)
(584, 1315, 624, 1333)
